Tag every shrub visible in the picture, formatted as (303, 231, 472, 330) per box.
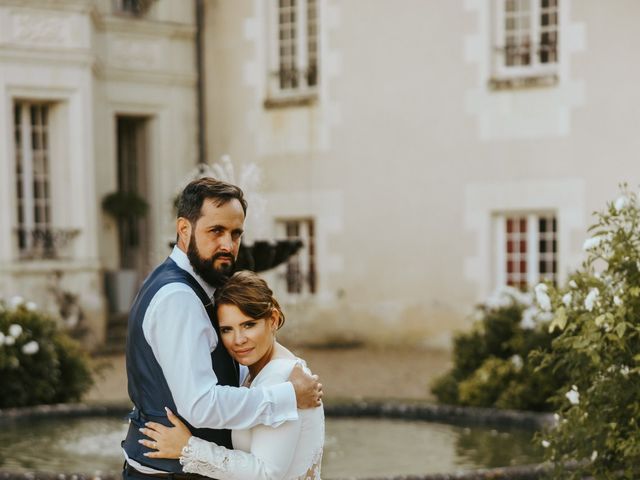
(537, 187, 640, 478)
(0, 298, 93, 408)
(431, 287, 565, 411)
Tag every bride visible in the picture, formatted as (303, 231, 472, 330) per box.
(138, 270, 324, 480)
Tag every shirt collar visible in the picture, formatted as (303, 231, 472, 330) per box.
(169, 246, 216, 298)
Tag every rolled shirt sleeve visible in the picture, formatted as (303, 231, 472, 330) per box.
(143, 284, 298, 430)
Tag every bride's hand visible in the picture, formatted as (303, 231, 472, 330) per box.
(139, 407, 192, 459)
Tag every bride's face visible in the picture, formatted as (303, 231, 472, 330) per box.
(217, 303, 277, 367)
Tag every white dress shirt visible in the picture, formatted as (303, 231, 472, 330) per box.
(125, 247, 298, 473)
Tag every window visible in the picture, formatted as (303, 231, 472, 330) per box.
(492, 0, 559, 86)
(495, 213, 557, 289)
(267, 0, 319, 103)
(277, 219, 316, 296)
(113, 0, 155, 17)
(14, 102, 52, 258)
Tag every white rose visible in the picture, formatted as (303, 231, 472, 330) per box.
(584, 288, 599, 312)
(565, 386, 580, 405)
(541, 440, 551, 448)
(510, 354, 523, 371)
(25, 301, 37, 311)
(21, 340, 39, 355)
(9, 324, 23, 338)
(8, 296, 24, 309)
(534, 283, 552, 312)
(4, 336, 16, 346)
(583, 236, 602, 251)
(520, 307, 537, 330)
(615, 196, 627, 212)
(614, 296, 622, 307)
(562, 292, 572, 307)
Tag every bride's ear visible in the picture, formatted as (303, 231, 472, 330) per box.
(269, 308, 279, 331)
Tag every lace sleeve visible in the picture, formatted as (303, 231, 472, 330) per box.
(180, 417, 302, 480)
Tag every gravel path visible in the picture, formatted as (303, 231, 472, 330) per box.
(86, 347, 452, 404)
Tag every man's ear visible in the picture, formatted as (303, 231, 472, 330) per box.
(177, 217, 192, 247)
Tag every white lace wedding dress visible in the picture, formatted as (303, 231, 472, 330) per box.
(179, 358, 324, 480)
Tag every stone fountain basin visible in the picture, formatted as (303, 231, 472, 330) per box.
(0, 401, 552, 480)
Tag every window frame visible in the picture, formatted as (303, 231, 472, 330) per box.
(492, 0, 559, 84)
(494, 212, 558, 289)
(275, 218, 317, 299)
(265, 0, 320, 106)
(14, 101, 53, 257)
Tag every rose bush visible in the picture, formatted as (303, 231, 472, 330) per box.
(0, 298, 93, 408)
(431, 287, 565, 411)
(538, 187, 640, 478)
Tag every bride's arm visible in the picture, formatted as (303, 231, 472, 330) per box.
(180, 418, 301, 480)
(141, 407, 301, 480)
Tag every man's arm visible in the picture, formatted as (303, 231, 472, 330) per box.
(144, 285, 298, 430)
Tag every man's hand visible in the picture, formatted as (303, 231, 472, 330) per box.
(288, 364, 323, 409)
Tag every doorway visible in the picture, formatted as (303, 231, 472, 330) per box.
(115, 115, 150, 275)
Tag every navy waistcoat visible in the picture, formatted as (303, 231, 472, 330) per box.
(122, 257, 239, 472)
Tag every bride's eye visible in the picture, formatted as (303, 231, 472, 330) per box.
(243, 321, 256, 329)
(220, 327, 232, 334)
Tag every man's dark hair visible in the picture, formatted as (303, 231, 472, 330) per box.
(177, 177, 248, 224)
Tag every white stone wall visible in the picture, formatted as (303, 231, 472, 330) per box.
(204, 0, 640, 349)
(0, 0, 197, 349)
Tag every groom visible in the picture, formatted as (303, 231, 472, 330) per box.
(122, 177, 322, 479)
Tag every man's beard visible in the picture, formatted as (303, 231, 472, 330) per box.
(187, 236, 236, 288)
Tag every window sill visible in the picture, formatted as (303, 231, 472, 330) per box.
(264, 94, 318, 110)
(488, 73, 558, 91)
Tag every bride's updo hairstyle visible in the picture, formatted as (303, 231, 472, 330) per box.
(214, 270, 285, 329)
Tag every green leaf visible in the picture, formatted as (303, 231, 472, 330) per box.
(572, 337, 591, 349)
(549, 307, 568, 333)
(615, 322, 628, 338)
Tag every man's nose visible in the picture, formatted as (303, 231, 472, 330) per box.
(220, 233, 233, 252)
